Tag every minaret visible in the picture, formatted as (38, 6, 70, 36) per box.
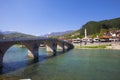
(85, 28, 87, 38)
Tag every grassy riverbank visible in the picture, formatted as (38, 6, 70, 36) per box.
(14, 44, 25, 47)
(75, 44, 112, 49)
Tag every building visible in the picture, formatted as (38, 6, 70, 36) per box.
(100, 30, 120, 42)
(93, 38, 99, 42)
(72, 38, 81, 44)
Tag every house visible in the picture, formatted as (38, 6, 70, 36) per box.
(100, 30, 120, 42)
(72, 38, 81, 44)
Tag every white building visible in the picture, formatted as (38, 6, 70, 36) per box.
(72, 38, 81, 44)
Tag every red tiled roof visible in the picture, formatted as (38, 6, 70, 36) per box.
(100, 36, 112, 39)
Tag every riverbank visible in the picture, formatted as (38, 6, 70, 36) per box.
(14, 44, 25, 48)
(73, 42, 120, 50)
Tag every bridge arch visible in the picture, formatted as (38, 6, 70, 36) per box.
(0, 42, 40, 68)
(3, 44, 28, 67)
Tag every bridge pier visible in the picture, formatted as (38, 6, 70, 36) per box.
(64, 45, 68, 51)
(28, 50, 34, 58)
(0, 54, 3, 68)
(67, 44, 74, 50)
(46, 42, 57, 56)
(0, 43, 13, 68)
(57, 43, 65, 52)
(26, 43, 39, 60)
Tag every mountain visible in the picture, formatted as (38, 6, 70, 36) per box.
(0, 31, 38, 39)
(2, 31, 15, 34)
(62, 17, 120, 38)
(43, 30, 74, 37)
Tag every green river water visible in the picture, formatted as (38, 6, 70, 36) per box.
(0, 46, 120, 80)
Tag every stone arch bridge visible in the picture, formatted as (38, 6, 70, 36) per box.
(0, 38, 74, 68)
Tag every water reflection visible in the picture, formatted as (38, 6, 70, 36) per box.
(1, 46, 66, 74)
(1, 46, 47, 74)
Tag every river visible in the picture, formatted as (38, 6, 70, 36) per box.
(0, 46, 120, 80)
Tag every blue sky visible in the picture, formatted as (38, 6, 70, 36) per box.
(0, 0, 120, 36)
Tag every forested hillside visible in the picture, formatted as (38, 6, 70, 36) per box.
(63, 17, 120, 38)
(80, 17, 120, 35)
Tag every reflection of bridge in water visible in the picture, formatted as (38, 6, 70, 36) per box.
(0, 38, 74, 68)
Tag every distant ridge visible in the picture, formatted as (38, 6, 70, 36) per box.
(43, 30, 74, 37)
(0, 31, 38, 39)
(2, 31, 15, 34)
